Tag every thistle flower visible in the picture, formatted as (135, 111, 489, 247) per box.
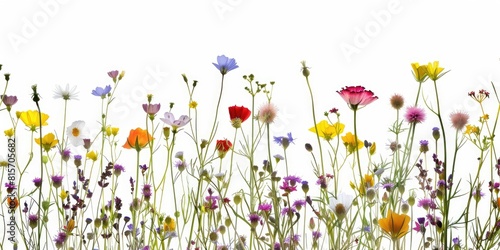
(449, 111, 469, 130)
(51, 175, 64, 188)
(258, 103, 278, 124)
(404, 106, 426, 124)
(28, 214, 39, 229)
(33, 177, 42, 188)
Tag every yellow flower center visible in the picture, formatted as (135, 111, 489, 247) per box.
(72, 127, 80, 137)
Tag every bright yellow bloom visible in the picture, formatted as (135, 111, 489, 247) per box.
(341, 132, 363, 153)
(86, 151, 98, 161)
(359, 174, 375, 195)
(411, 63, 428, 83)
(309, 120, 345, 141)
(378, 209, 410, 241)
(19, 110, 49, 131)
(189, 101, 198, 109)
(369, 142, 376, 155)
(163, 216, 176, 232)
(426, 61, 446, 81)
(59, 190, 68, 200)
(4, 128, 14, 137)
(464, 124, 480, 135)
(105, 126, 119, 137)
(481, 114, 489, 122)
(35, 133, 58, 152)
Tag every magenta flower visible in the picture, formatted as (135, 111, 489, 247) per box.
(258, 203, 272, 212)
(108, 70, 119, 79)
(337, 86, 378, 110)
(404, 106, 426, 124)
(248, 213, 261, 228)
(142, 103, 161, 116)
(33, 177, 42, 187)
(51, 175, 64, 188)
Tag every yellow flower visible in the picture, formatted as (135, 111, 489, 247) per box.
(411, 63, 428, 83)
(4, 128, 14, 137)
(464, 124, 480, 135)
(189, 101, 198, 109)
(309, 120, 345, 141)
(19, 110, 49, 131)
(341, 132, 363, 153)
(426, 61, 447, 81)
(163, 216, 176, 232)
(86, 151, 98, 161)
(369, 142, 376, 155)
(359, 174, 375, 195)
(378, 209, 410, 241)
(35, 133, 58, 152)
(106, 126, 119, 137)
(59, 190, 68, 200)
(65, 219, 75, 234)
(481, 114, 489, 122)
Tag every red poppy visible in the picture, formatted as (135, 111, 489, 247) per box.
(337, 86, 378, 111)
(228, 105, 251, 128)
(215, 139, 232, 159)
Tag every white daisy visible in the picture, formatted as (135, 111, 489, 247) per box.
(54, 83, 79, 100)
(66, 120, 89, 147)
(329, 192, 354, 220)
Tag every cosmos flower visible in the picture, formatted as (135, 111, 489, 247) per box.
(53, 84, 78, 100)
(213, 55, 239, 75)
(337, 86, 378, 111)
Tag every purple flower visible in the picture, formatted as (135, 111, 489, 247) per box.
(312, 231, 322, 240)
(51, 175, 64, 188)
(283, 175, 302, 186)
(113, 164, 125, 176)
(258, 203, 272, 212)
(1, 95, 18, 109)
(91, 85, 112, 97)
(273, 132, 295, 149)
(28, 214, 39, 229)
(293, 199, 306, 210)
(142, 184, 152, 201)
(413, 217, 428, 233)
(417, 198, 436, 210)
(174, 160, 187, 172)
(5, 182, 16, 190)
(108, 70, 119, 79)
(279, 181, 297, 193)
(60, 148, 71, 162)
(142, 103, 161, 116)
(33, 177, 42, 188)
(160, 112, 191, 131)
(54, 231, 67, 247)
(452, 237, 461, 246)
(280, 207, 297, 216)
(284, 234, 300, 246)
(404, 106, 426, 123)
(212, 55, 238, 75)
(248, 213, 261, 227)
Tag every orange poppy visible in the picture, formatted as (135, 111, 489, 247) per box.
(378, 209, 410, 241)
(123, 128, 153, 151)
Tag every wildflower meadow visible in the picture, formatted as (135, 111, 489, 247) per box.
(2, 56, 500, 250)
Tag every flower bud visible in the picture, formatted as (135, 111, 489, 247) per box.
(432, 127, 440, 141)
(401, 203, 410, 214)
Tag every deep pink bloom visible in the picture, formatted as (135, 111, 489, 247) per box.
(404, 106, 426, 124)
(337, 86, 378, 110)
(142, 103, 161, 115)
(258, 203, 272, 212)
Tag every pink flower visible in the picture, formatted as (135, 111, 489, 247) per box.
(337, 86, 378, 110)
(108, 70, 119, 79)
(142, 103, 161, 115)
(449, 111, 469, 130)
(404, 106, 426, 124)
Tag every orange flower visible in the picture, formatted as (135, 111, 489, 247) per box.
(123, 128, 153, 151)
(378, 209, 410, 241)
(6, 196, 19, 210)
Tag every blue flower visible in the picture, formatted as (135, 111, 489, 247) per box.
(213, 55, 238, 75)
(91, 85, 112, 98)
(273, 132, 295, 148)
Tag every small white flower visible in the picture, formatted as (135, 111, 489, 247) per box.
(160, 112, 191, 130)
(54, 84, 79, 100)
(66, 120, 89, 147)
(329, 192, 353, 220)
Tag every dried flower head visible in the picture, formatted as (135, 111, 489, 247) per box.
(449, 111, 469, 130)
(258, 103, 278, 124)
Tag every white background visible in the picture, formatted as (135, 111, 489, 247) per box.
(2, 0, 500, 248)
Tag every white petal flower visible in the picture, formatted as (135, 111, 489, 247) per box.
(54, 84, 79, 100)
(66, 120, 89, 147)
(160, 112, 191, 130)
(329, 192, 354, 220)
